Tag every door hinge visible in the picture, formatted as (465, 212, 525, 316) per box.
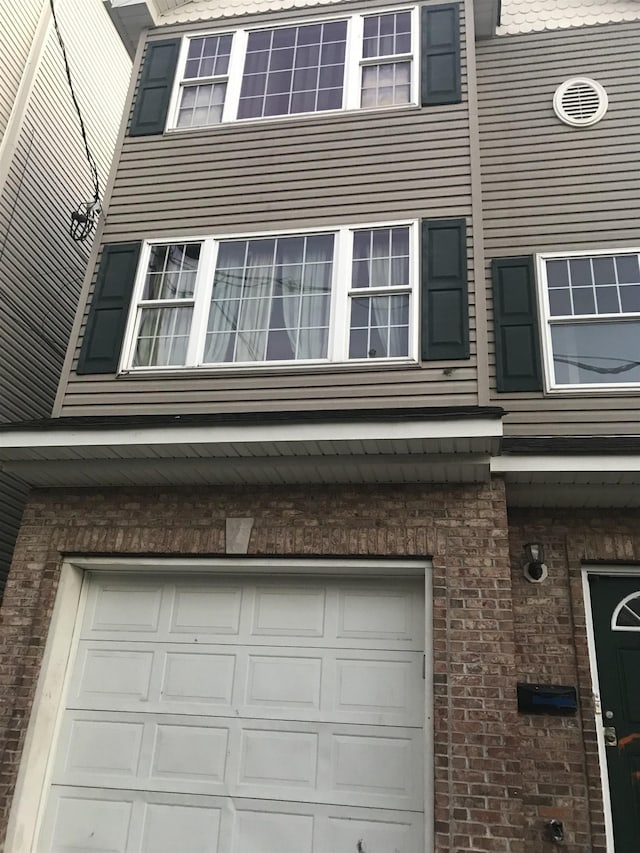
(422, 654, 425, 679)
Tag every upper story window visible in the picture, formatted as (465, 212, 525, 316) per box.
(122, 223, 418, 371)
(169, 8, 418, 129)
(538, 250, 640, 390)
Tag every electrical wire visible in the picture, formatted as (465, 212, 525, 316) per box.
(48, 0, 102, 241)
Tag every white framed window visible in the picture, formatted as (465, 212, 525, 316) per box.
(121, 222, 419, 372)
(168, 7, 418, 129)
(537, 248, 640, 391)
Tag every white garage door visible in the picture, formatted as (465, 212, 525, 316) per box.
(38, 571, 425, 853)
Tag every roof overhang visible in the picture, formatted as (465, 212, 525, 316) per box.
(474, 0, 501, 38)
(493, 452, 640, 508)
(106, 0, 501, 56)
(0, 410, 502, 488)
(104, 0, 158, 58)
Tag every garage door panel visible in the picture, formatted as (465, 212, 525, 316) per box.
(170, 586, 243, 636)
(39, 793, 133, 853)
(252, 586, 327, 638)
(86, 582, 165, 635)
(141, 803, 221, 853)
(41, 788, 424, 853)
(52, 712, 422, 810)
(81, 576, 424, 651)
(69, 642, 422, 725)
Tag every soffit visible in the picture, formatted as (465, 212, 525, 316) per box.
(0, 412, 502, 488)
(493, 453, 640, 508)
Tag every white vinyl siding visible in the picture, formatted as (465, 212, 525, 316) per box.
(37, 570, 426, 853)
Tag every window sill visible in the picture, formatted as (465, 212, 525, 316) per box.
(161, 102, 426, 138)
(544, 383, 640, 396)
(115, 359, 421, 381)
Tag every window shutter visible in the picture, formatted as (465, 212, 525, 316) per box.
(492, 256, 543, 392)
(421, 218, 469, 361)
(129, 39, 180, 137)
(77, 243, 141, 375)
(421, 4, 461, 106)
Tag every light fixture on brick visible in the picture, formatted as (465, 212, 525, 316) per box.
(523, 542, 548, 583)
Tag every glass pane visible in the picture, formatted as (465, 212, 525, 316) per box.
(615, 596, 640, 628)
(133, 306, 192, 366)
(551, 321, 640, 385)
(177, 83, 226, 127)
(592, 256, 616, 285)
(616, 254, 640, 284)
(572, 287, 596, 315)
(546, 260, 569, 288)
(548, 288, 572, 316)
(144, 244, 200, 300)
(362, 12, 412, 58)
(595, 286, 620, 314)
(185, 35, 232, 79)
(361, 62, 412, 108)
(620, 285, 640, 312)
(351, 227, 411, 290)
(349, 294, 409, 360)
(205, 234, 333, 363)
(569, 258, 593, 287)
(239, 20, 347, 119)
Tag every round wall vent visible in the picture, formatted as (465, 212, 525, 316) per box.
(553, 77, 608, 127)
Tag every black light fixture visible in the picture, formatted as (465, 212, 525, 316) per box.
(523, 542, 548, 583)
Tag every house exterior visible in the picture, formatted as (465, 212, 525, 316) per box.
(0, 1, 639, 851)
(0, 0, 131, 589)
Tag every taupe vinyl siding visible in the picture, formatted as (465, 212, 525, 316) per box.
(477, 22, 640, 437)
(58, 3, 478, 417)
(0, 0, 43, 144)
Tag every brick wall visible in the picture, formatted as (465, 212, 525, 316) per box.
(509, 508, 640, 853)
(3, 482, 637, 851)
(0, 481, 522, 852)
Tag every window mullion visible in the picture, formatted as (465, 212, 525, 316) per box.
(409, 220, 419, 361)
(343, 15, 363, 111)
(186, 239, 217, 366)
(329, 227, 352, 362)
(224, 29, 248, 122)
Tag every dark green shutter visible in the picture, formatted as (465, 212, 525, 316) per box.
(421, 219, 469, 361)
(129, 39, 180, 137)
(492, 256, 543, 392)
(77, 243, 141, 375)
(421, 4, 461, 106)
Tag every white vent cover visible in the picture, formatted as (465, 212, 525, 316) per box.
(553, 77, 608, 127)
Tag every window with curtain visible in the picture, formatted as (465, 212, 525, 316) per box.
(124, 224, 417, 370)
(539, 250, 640, 389)
(170, 8, 417, 127)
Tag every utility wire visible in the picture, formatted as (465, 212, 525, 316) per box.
(49, 0, 102, 241)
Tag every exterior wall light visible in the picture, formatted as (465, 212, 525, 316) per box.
(523, 542, 548, 583)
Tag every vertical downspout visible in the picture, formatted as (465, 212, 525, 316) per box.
(464, 0, 491, 406)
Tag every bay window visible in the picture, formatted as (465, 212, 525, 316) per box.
(123, 223, 418, 371)
(169, 8, 418, 128)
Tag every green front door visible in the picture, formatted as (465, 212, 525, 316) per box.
(590, 575, 640, 851)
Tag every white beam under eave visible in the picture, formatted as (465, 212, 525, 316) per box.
(104, 0, 157, 58)
(473, 0, 500, 38)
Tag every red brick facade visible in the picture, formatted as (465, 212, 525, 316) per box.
(0, 482, 638, 851)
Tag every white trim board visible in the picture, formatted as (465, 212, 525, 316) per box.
(0, 416, 503, 453)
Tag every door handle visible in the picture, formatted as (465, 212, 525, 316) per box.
(604, 726, 618, 747)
